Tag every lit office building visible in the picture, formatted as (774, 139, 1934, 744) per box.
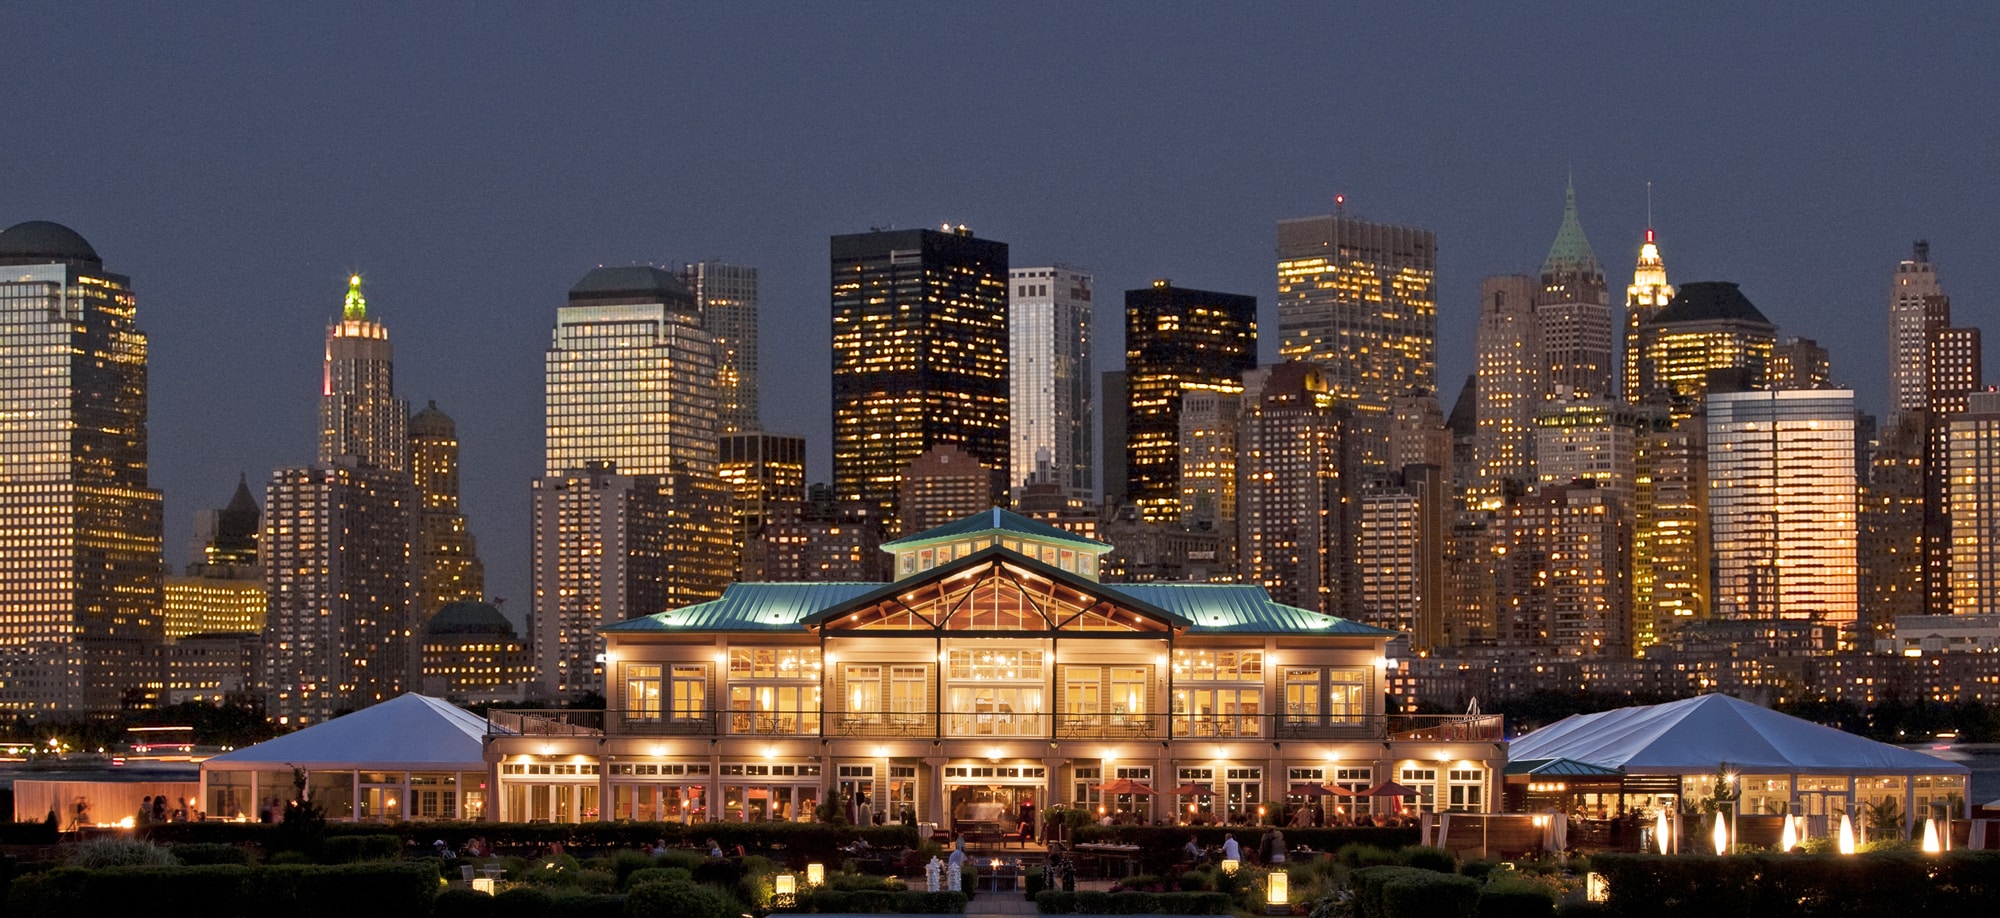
(1008, 265, 1094, 497)
(1497, 481, 1629, 656)
(419, 601, 532, 704)
(832, 227, 1009, 529)
(1949, 392, 2000, 614)
(1473, 275, 1543, 505)
(898, 444, 1002, 536)
(163, 578, 266, 642)
(679, 261, 761, 435)
(720, 432, 807, 565)
(1634, 282, 1776, 402)
(1630, 410, 1709, 651)
(1622, 229, 1675, 403)
(1354, 465, 1448, 651)
(0, 221, 165, 715)
(320, 275, 408, 472)
(1276, 210, 1436, 467)
(410, 401, 485, 622)
(1534, 182, 1614, 401)
(1769, 338, 1833, 390)
(1534, 397, 1639, 508)
(1707, 389, 1858, 628)
(1889, 242, 1948, 425)
(1177, 391, 1241, 561)
(1236, 363, 1349, 614)
(1862, 415, 1927, 632)
(742, 486, 890, 583)
(482, 509, 1503, 825)
(1123, 280, 1257, 521)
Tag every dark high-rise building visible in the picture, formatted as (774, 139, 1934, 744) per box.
(1633, 282, 1778, 402)
(1123, 280, 1257, 522)
(831, 227, 1008, 531)
(410, 402, 485, 623)
(0, 221, 165, 716)
(679, 261, 761, 435)
(720, 432, 807, 574)
(1769, 338, 1833, 390)
(1236, 362, 1348, 613)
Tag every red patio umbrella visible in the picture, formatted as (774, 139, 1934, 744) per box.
(1288, 784, 1335, 797)
(1173, 783, 1214, 796)
(1097, 779, 1157, 795)
(1320, 784, 1363, 796)
(1364, 781, 1423, 797)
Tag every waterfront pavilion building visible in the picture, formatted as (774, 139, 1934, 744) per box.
(484, 510, 1504, 827)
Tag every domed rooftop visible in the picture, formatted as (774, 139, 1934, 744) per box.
(0, 220, 101, 267)
(409, 400, 456, 436)
(425, 601, 515, 637)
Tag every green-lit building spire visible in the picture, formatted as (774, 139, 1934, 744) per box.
(1542, 177, 1601, 277)
(344, 274, 368, 320)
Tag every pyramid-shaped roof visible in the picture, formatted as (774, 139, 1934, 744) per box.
(1541, 180, 1601, 277)
(202, 694, 500, 772)
(1647, 281, 1774, 328)
(1508, 694, 1966, 776)
(880, 507, 1109, 552)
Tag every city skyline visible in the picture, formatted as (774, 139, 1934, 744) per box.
(3, 6, 1996, 616)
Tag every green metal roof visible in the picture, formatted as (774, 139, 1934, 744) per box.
(1106, 584, 1395, 636)
(880, 507, 1111, 552)
(1541, 179, 1601, 278)
(603, 582, 880, 633)
(801, 546, 1189, 629)
(1504, 757, 1625, 778)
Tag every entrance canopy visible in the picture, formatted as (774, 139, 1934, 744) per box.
(1508, 694, 1967, 777)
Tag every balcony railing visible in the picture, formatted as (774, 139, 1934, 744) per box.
(485, 709, 1504, 743)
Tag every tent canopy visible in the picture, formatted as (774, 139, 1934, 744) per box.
(203, 694, 500, 773)
(1507, 694, 1968, 777)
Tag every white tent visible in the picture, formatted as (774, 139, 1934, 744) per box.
(1509, 694, 1967, 776)
(200, 694, 505, 822)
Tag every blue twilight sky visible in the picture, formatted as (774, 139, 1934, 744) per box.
(3, 4, 1996, 619)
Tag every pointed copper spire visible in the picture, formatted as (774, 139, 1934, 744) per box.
(1542, 178, 1602, 277)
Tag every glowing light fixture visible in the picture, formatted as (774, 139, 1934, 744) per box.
(1221, 858, 1239, 875)
(1655, 809, 1670, 855)
(1923, 818, 1942, 854)
(1838, 813, 1856, 855)
(1711, 815, 1728, 855)
(807, 863, 824, 887)
(1265, 871, 1288, 912)
(1780, 815, 1797, 852)
(472, 878, 495, 894)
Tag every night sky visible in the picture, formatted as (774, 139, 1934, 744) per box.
(4, 4, 1995, 619)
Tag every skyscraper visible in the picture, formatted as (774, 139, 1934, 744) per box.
(1354, 464, 1447, 650)
(167, 477, 265, 642)
(1630, 409, 1709, 650)
(1123, 280, 1257, 521)
(1634, 282, 1777, 402)
(1236, 362, 1348, 613)
(1706, 389, 1858, 628)
(1473, 275, 1543, 506)
(1008, 265, 1094, 497)
(1622, 229, 1676, 403)
(898, 444, 1002, 535)
(720, 432, 807, 567)
(1890, 241, 1947, 425)
(1949, 392, 2000, 614)
(1769, 338, 1833, 390)
(1496, 481, 1629, 656)
(1535, 181, 1614, 401)
(679, 261, 760, 434)
(1276, 210, 1437, 466)
(546, 267, 719, 479)
(831, 227, 1009, 529)
(1177, 390, 1241, 558)
(1534, 396, 1639, 508)
(0, 221, 164, 715)
(265, 275, 415, 724)
(410, 401, 485, 622)
(320, 275, 409, 472)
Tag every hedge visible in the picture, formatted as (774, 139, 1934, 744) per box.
(6, 861, 440, 918)
(323, 834, 404, 863)
(435, 888, 498, 918)
(1352, 865, 1481, 918)
(1034, 890, 1233, 914)
(164, 842, 252, 865)
(1070, 825, 1419, 873)
(790, 889, 970, 913)
(1475, 886, 1556, 918)
(135, 820, 918, 863)
(1591, 851, 2000, 918)
(625, 881, 736, 918)
(546, 893, 626, 918)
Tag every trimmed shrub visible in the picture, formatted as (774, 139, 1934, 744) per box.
(7, 862, 439, 918)
(1380, 870, 1477, 918)
(434, 888, 499, 918)
(625, 881, 735, 918)
(59, 838, 178, 868)
(546, 893, 627, 918)
(689, 858, 746, 889)
(167, 842, 250, 865)
(1036, 890, 1077, 914)
(1476, 885, 1556, 918)
(1106, 891, 1160, 913)
(1338, 844, 1405, 869)
(1553, 903, 1610, 917)
(623, 867, 693, 890)
(1031, 890, 1228, 915)
(321, 834, 402, 863)
(493, 886, 554, 918)
(1404, 845, 1457, 873)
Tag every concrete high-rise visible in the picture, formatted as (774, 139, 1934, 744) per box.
(1634, 282, 1777, 402)
(530, 464, 662, 698)
(1177, 390, 1241, 562)
(0, 221, 165, 715)
(1769, 338, 1833, 390)
(1622, 229, 1676, 403)
(546, 267, 719, 480)
(1535, 182, 1614, 401)
(1890, 242, 1947, 425)
(1277, 210, 1437, 466)
(1534, 396, 1639, 508)
(1496, 481, 1629, 656)
(1236, 363, 1348, 613)
(265, 275, 416, 724)
(1123, 280, 1258, 521)
(1630, 409, 1708, 650)
(410, 401, 485, 622)
(1355, 465, 1447, 650)
(1008, 265, 1094, 497)
(898, 444, 1002, 536)
(679, 261, 760, 434)
(1707, 389, 1858, 628)
(831, 227, 1009, 529)
(1949, 392, 2000, 614)
(1473, 275, 1543, 506)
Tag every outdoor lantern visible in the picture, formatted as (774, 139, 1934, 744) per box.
(991, 859, 1001, 870)
(1923, 819, 1942, 854)
(806, 863, 825, 887)
(1655, 809, 1670, 855)
(1265, 870, 1288, 913)
(1221, 858, 1239, 875)
(775, 873, 796, 896)
(1838, 813, 1856, 855)
(1780, 815, 1798, 852)
(1585, 873, 1608, 903)
(471, 878, 495, 895)
(1711, 815, 1728, 855)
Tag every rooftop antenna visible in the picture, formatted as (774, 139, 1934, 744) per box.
(1646, 180, 1655, 244)
(1333, 193, 1346, 216)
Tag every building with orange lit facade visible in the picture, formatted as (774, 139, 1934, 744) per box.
(1122, 281, 1257, 522)
(482, 510, 1504, 826)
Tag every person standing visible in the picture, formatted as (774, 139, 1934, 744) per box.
(1221, 833, 1240, 862)
(1259, 827, 1286, 864)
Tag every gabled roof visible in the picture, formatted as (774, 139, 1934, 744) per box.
(881, 507, 1110, 552)
(1108, 583, 1395, 636)
(1647, 281, 1774, 328)
(1508, 694, 1967, 776)
(803, 546, 1188, 630)
(604, 582, 879, 633)
(202, 694, 500, 772)
(1504, 757, 1624, 778)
